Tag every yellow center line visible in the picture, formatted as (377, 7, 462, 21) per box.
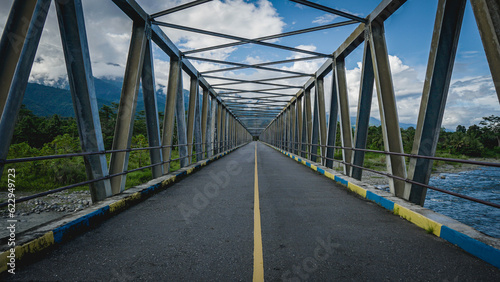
(253, 142, 264, 281)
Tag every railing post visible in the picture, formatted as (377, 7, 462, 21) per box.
(194, 82, 203, 161)
(407, 0, 466, 205)
(0, 0, 51, 177)
(303, 88, 313, 158)
(335, 58, 354, 176)
(221, 107, 227, 151)
(208, 96, 216, 157)
(369, 22, 408, 198)
(296, 95, 303, 156)
(291, 104, 297, 152)
(471, 0, 500, 102)
(55, 0, 112, 201)
(201, 89, 209, 158)
(216, 101, 222, 154)
(141, 37, 163, 179)
(351, 37, 375, 180)
(325, 63, 339, 169)
(316, 77, 328, 165)
(175, 68, 188, 168)
(109, 21, 147, 194)
(161, 58, 181, 173)
(187, 76, 198, 165)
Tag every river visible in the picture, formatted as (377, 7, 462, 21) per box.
(425, 166, 500, 238)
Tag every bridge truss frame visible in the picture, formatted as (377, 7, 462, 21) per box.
(0, 0, 498, 208)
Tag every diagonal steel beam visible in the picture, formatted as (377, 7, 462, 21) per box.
(216, 86, 296, 93)
(211, 80, 303, 89)
(152, 21, 332, 57)
(151, 0, 213, 18)
(218, 90, 296, 96)
(204, 74, 308, 83)
(290, 0, 366, 23)
(184, 20, 357, 55)
(194, 55, 323, 74)
(191, 56, 313, 76)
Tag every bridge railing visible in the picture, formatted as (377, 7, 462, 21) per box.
(266, 139, 500, 209)
(0, 139, 243, 209)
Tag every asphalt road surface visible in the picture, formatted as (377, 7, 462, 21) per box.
(5, 142, 500, 281)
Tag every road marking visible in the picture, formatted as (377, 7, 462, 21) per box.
(253, 143, 264, 281)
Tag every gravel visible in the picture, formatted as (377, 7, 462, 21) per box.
(0, 190, 91, 218)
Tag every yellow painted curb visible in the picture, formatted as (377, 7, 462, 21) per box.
(0, 231, 54, 273)
(347, 182, 367, 198)
(394, 204, 442, 236)
(324, 171, 335, 181)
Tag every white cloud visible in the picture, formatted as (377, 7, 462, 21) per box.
(152, 0, 285, 61)
(313, 14, 338, 24)
(319, 55, 498, 130)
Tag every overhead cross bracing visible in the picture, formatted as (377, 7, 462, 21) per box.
(147, 0, 366, 135)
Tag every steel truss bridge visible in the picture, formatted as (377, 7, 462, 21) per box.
(0, 0, 500, 278)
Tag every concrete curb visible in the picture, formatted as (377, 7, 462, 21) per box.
(0, 144, 247, 274)
(265, 143, 500, 269)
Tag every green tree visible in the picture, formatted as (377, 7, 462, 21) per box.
(456, 125, 466, 133)
(99, 103, 118, 149)
(479, 115, 500, 148)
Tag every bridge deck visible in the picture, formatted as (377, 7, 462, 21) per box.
(9, 142, 500, 280)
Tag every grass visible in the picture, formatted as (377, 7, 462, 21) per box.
(426, 226, 435, 234)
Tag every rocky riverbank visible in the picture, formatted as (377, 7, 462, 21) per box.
(0, 190, 91, 218)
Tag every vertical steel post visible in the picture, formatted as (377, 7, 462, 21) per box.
(291, 102, 297, 154)
(208, 96, 216, 157)
(161, 58, 181, 173)
(55, 0, 112, 202)
(0, 0, 50, 176)
(216, 102, 222, 153)
(471, 0, 500, 101)
(304, 88, 313, 158)
(369, 22, 407, 198)
(325, 65, 339, 169)
(109, 21, 147, 194)
(335, 58, 354, 176)
(297, 95, 303, 156)
(285, 107, 289, 151)
(311, 85, 320, 162)
(221, 107, 227, 151)
(315, 78, 328, 165)
(0, 0, 40, 117)
(201, 89, 209, 157)
(407, 0, 466, 205)
(141, 37, 163, 179)
(351, 39, 375, 180)
(186, 76, 198, 165)
(175, 70, 188, 168)
(194, 85, 203, 161)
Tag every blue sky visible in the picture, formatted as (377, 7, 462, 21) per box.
(0, 0, 498, 129)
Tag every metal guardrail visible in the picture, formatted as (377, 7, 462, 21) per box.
(0, 140, 232, 208)
(273, 140, 500, 209)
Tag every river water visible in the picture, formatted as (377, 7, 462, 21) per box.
(425, 166, 500, 238)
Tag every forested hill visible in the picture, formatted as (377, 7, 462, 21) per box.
(23, 78, 171, 117)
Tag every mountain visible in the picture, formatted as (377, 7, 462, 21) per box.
(345, 116, 415, 129)
(21, 78, 183, 117)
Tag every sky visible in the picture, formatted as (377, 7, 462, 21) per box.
(0, 0, 498, 131)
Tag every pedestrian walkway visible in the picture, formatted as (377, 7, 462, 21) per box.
(7, 142, 500, 281)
